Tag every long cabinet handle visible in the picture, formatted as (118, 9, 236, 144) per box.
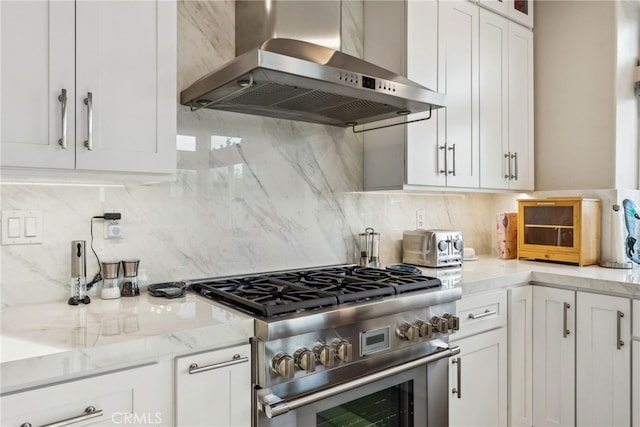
(448, 143, 456, 176)
(512, 152, 518, 180)
(83, 92, 93, 150)
(563, 302, 571, 338)
(451, 357, 462, 399)
(468, 309, 497, 320)
(504, 152, 511, 179)
(439, 144, 447, 174)
(57, 89, 68, 149)
(21, 406, 103, 427)
(617, 311, 625, 350)
(189, 354, 248, 375)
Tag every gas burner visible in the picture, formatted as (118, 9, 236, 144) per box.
(189, 265, 441, 317)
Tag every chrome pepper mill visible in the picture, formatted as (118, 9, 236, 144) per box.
(68, 240, 91, 305)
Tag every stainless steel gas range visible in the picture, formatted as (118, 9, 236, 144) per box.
(188, 264, 462, 427)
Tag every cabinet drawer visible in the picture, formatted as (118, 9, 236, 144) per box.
(634, 299, 640, 339)
(1, 362, 166, 427)
(452, 290, 507, 341)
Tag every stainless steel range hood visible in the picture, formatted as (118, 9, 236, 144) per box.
(180, 1, 445, 128)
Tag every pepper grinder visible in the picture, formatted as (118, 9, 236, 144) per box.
(68, 240, 91, 305)
(121, 259, 140, 297)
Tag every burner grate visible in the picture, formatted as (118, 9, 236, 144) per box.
(189, 265, 441, 317)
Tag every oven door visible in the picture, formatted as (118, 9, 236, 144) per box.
(256, 346, 457, 427)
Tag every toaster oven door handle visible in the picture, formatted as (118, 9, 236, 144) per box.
(259, 345, 460, 418)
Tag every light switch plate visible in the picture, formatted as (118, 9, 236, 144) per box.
(2, 210, 43, 245)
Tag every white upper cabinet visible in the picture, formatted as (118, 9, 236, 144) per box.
(436, 0, 480, 188)
(363, 0, 532, 192)
(479, 11, 534, 190)
(1, 1, 76, 169)
(508, 0, 533, 28)
(478, 0, 510, 17)
(1, 0, 176, 175)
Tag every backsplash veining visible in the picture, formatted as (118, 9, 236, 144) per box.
(0, 0, 541, 306)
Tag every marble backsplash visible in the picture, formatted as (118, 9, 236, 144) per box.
(0, 0, 634, 306)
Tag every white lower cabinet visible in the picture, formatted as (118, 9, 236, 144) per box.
(576, 292, 631, 427)
(449, 290, 508, 427)
(532, 287, 632, 427)
(632, 340, 639, 427)
(532, 286, 575, 426)
(633, 340, 639, 427)
(449, 328, 508, 427)
(175, 343, 251, 427)
(507, 286, 533, 427)
(1, 361, 171, 427)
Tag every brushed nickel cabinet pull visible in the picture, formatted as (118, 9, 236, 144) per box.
(439, 144, 448, 174)
(563, 302, 571, 338)
(504, 152, 511, 179)
(512, 152, 518, 180)
(617, 311, 624, 350)
(57, 89, 68, 149)
(468, 309, 497, 320)
(451, 357, 462, 399)
(448, 143, 456, 176)
(188, 354, 248, 375)
(22, 406, 102, 427)
(83, 92, 93, 150)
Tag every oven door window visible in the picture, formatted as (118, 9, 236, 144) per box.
(317, 381, 414, 427)
(294, 366, 427, 427)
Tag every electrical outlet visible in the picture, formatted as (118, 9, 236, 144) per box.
(416, 209, 425, 229)
(103, 209, 124, 239)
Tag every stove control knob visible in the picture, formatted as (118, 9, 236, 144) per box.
(431, 316, 449, 334)
(442, 313, 460, 331)
(453, 239, 463, 251)
(414, 320, 433, 339)
(332, 339, 353, 363)
(293, 348, 316, 373)
(437, 240, 449, 252)
(397, 322, 420, 342)
(313, 344, 336, 368)
(271, 352, 295, 379)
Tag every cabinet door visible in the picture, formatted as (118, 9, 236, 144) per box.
(175, 344, 251, 427)
(633, 340, 639, 427)
(508, 286, 532, 427)
(75, 0, 176, 174)
(508, 0, 533, 28)
(406, 0, 442, 187)
(507, 22, 534, 190)
(576, 293, 631, 427)
(532, 286, 575, 427)
(449, 328, 508, 427)
(2, 362, 171, 427)
(479, 0, 510, 16)
(437, 1, 480, 188)
(478, 9, 509, 190)
(0, 0, 75, 169)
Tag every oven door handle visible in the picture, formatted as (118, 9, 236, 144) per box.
(258, 345, 460, 418)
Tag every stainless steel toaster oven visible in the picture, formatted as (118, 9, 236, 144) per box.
(402, 230, 463, 267)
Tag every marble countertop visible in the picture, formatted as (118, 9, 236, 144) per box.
(418, 257, 640, 298)
(0, 293, 254, 393)
(2, 257, 639, 393)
